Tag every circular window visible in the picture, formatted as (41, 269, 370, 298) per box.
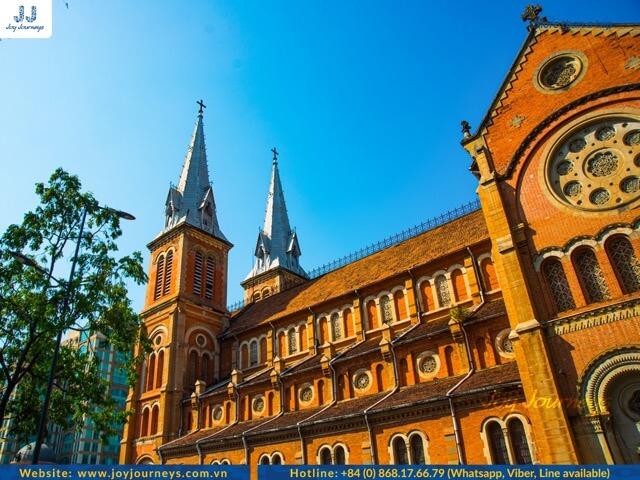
(416, 351, 440, 379)
(252, 396, 265, 414)
(544, 116, 640, 212)
(353, 371, 371, 392)
(196, 334, 206, 347)
(495, 329, 516, 358)
(420, 356, 437, 374)
(534, 51, 586, 93)
(154, 335, 162, 346)
(299, 385, 314, 404)
(212, 405, 223, 422)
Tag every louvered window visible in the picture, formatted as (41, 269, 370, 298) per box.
(154, 255, 165, 300)
(543, 259, 576, 312)
(608, 237, 640, 294)
(205, 258, 215, 300)
(574, 249, 610, 303)
(163, 250, 173, 296)
(193, 252, 203, 295)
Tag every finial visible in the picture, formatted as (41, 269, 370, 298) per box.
(271, 147, 279, 165)
(461, 121, 471, 139)
(197, 99, 206, 114)
(521, 4, 543, 26)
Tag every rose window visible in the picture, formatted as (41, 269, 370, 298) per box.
(545, 116, 640, 211)
(420, 356, 437, 374)
(354, 373, 370, 390)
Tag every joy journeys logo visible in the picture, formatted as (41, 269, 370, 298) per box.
(1, 0, 52, 38)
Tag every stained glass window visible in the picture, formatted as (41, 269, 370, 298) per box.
(487, 422, 509, 464)
(380, 296, 393, 324)
(542, 259, 576, 312)
(574, 249, 611, 303)
(436, 275, 451, 308)
(331, 313, 342, 341)
(608, 237, 640, 293)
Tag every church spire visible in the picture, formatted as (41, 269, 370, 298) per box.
(162, 101, 227, 241)
(244, 148, 307, 286)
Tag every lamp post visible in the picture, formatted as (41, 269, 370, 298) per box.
(11, 202, 135, 464)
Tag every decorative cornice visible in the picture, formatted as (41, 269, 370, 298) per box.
(544, 298, 640, 336)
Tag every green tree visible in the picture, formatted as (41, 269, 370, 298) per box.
(0, 168, 147, 444)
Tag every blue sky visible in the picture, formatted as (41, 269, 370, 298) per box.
(1, 1, 638, 310)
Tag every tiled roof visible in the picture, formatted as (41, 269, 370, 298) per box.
(372, 361, 520, 412)
(164, 362, 521, 451)
(227, 210, 489, 335)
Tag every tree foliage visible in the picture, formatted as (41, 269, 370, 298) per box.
(0, 168, 148, 444)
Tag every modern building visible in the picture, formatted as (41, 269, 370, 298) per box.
(0, 330, 128, 465)
(50, 330, 129, 465)
(120, 8, 640, 476)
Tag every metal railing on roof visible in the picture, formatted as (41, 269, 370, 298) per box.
(227, 198, 481, 311)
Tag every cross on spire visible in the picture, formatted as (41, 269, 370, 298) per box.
(271, 147, 279, 164)
(197, 99, 206, 113)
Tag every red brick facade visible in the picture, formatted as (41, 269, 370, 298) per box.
(121, 18, 640, 475)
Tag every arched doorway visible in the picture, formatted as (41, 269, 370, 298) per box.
(579, 347, 640, 464)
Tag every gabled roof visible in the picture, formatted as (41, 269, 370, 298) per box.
(227, 209, 489, 336)
(462, 19, 640, 176)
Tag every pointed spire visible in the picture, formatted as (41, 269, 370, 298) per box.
(245, 149, 306, 281)
(162, 102, 227, 241)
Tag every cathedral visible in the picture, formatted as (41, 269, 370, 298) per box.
(120, 9, 640, 475)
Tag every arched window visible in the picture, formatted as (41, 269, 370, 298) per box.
(193, 251, 203, 295)
(507, 418, 532, 464)
(334, 445, 346, 465)
(331, 313, 342, 341)
(205, 257, 215, 300)
(487, 422, 509, 464)
(409, 434, 426, 465)
(480, 257, 500, 291)
(140, 409, 150, 437)
(150, 405, 159, 435)
(320, 448, 332, 465)
(250, 341, 258, 366)
(155, 350, 164, 389)
(607, 236, 640, 294)
(380, 296, 393, 324)
(154, 255, 165, 300)
(394, 290, 407, 321)
(163, 250, 173, 296)
(260, 456, 270, 465)
(542, 259, 576, 312)
(271, 454, 282, 465)
(288, 329, 297, 355)
(146, 354, 156, 392)
(574, 248, 611, 303)
(435, 275, 451, 308)
(189, 351, 198, 387)
(367, 300, 378, 329)
(392, 437, 408, 465)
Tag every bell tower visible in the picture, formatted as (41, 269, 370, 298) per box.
(241, 148, 308, 303)
(120, 102, 232, 465)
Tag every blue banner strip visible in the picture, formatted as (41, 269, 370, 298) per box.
(259, 465, 640, 480)
(0, 465, 248, 480)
